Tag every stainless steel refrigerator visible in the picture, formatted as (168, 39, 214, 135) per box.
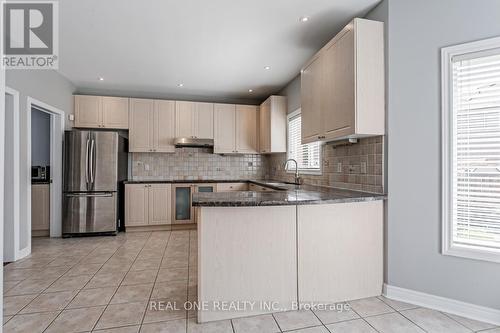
(62, 130, 128, 236)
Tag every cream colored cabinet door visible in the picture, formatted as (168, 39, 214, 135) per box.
(323, 30, 355, 139)
(129, 99, 154, 152)
(74, 95, 102, 128)
(301, 56, 324, 143)
(235, 105, 258, 153)
(31, 184, 50, 231)
(176, 101, 196, 138)
(154, 100, 176, 152)
(259, 100, 270, 153)
(102, 96, 129, 129)
(125, 184, 149, 226)
(195, 102, 214, 139)
(148, 184, 172, 225)
(214, 103, 236, 154)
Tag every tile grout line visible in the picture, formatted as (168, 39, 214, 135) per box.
(139, 230, 173, 329)
(46, 236, 131, 333)
(26, 238, 110, 332)
(11, 238, 109, 323)
(88, 232, 154, 332)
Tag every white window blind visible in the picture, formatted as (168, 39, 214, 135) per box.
(451, 50, 500, 251)
(287, 112, 321, 172)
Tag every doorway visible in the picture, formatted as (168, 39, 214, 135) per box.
(27, 98, 65, 240)
(4, 88, 21, 262)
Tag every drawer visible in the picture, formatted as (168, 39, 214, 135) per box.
(216, 182, 248, 192)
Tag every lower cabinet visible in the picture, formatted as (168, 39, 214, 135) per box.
(172, 184, 195, 224)
(32, 184, 50, 236)
(125, 183, 171, 227)
(216, 182, 248, 192)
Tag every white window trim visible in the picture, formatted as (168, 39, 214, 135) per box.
(286, 108, 322, 175)
(441, 36, 500, 264)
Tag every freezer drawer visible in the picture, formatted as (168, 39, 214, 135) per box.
(63, 192, 117, 234)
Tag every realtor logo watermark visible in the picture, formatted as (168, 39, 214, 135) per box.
(2, 1, 59, 69)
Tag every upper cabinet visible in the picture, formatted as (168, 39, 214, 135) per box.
(214, 104, 258, 154)
(301, 18, 384, 144)
(175, 101, 214, 139)
(74, 95, 129, 129)
(259, 95, 287, 154)
(129, 98, 175, 153)
(214, 103, 236, 154)
(235, 105, 258, 154)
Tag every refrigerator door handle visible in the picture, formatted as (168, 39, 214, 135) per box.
(90, 139, 95, 184)
(65, 193, 113, 198)
(85, 138, 90, 184)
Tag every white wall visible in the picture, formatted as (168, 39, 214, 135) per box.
(278, 74, 301, 113)
(31, 108, 51, 166)
(6, 70, 74, 249)
(387, 0, 500, 309)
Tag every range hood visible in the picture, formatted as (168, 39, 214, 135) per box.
(174, 137, 214, 148)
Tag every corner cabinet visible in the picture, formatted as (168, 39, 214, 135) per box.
(74, 95, 129, 129)
(125, 183, 172, 227)
(214, 104, 258, 154)
(259, 96, 287, 153)
(129, 98, 175, 153)
(301, 18, 384, 144)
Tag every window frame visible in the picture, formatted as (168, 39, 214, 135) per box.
(286, 109, 322, 175)
(441, 36, 500, 263)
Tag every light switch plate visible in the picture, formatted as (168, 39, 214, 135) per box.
(144, 164, 150, 171)
(337, 162, 342, 173)
(68, 114, 75, 121)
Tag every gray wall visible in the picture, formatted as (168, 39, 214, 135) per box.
(6, 70, 75, 250)
(31, 109, 51, 166)
(387, 0, 500, 309)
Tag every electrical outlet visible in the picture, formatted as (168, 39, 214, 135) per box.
(361, 162, 367, 174)
(336, 162, 342, 173)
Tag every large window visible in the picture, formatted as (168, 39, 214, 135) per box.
(442, 37, 500, 263)
(287, 110, 321, 173)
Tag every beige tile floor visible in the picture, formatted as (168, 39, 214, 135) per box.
(3, 231, 499, 333)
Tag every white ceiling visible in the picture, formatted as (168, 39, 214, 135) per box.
(59, 0, 380, 104)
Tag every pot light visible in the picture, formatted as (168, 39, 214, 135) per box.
(299, 16, 310, 22)
(177, 83, 184, 87)
(248, 89, 253, 93)
(264, 66, 271, 70)
(98, 77, 104, 81)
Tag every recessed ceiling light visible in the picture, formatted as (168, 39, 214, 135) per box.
(299, 16, 310, 22)
(264, 66, 271, 70)
(98, 77, 104, 81)
(248, 89, 253, 93)
(177, 83, 184, 87)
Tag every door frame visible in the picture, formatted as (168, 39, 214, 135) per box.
(27, 97, 65, 238)
(4, 87, 22, 260)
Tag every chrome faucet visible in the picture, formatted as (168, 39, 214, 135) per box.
(284, 158, 302, 185)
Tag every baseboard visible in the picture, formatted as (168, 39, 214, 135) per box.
(383, 284, 500, 326)
(125, 224, 196, 232)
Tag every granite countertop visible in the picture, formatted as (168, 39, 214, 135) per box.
(192, 180, 386, 207)
(123, 179, 247, 184)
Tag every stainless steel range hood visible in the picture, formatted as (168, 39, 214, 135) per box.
(174, 137, 214, 148)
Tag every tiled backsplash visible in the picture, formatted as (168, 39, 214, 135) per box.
(131, 148, 268, 181)
(130, 137, 384, 193)
(268, 136, 384, 193)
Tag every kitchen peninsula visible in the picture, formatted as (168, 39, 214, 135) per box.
(193, 181, 385, 322)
